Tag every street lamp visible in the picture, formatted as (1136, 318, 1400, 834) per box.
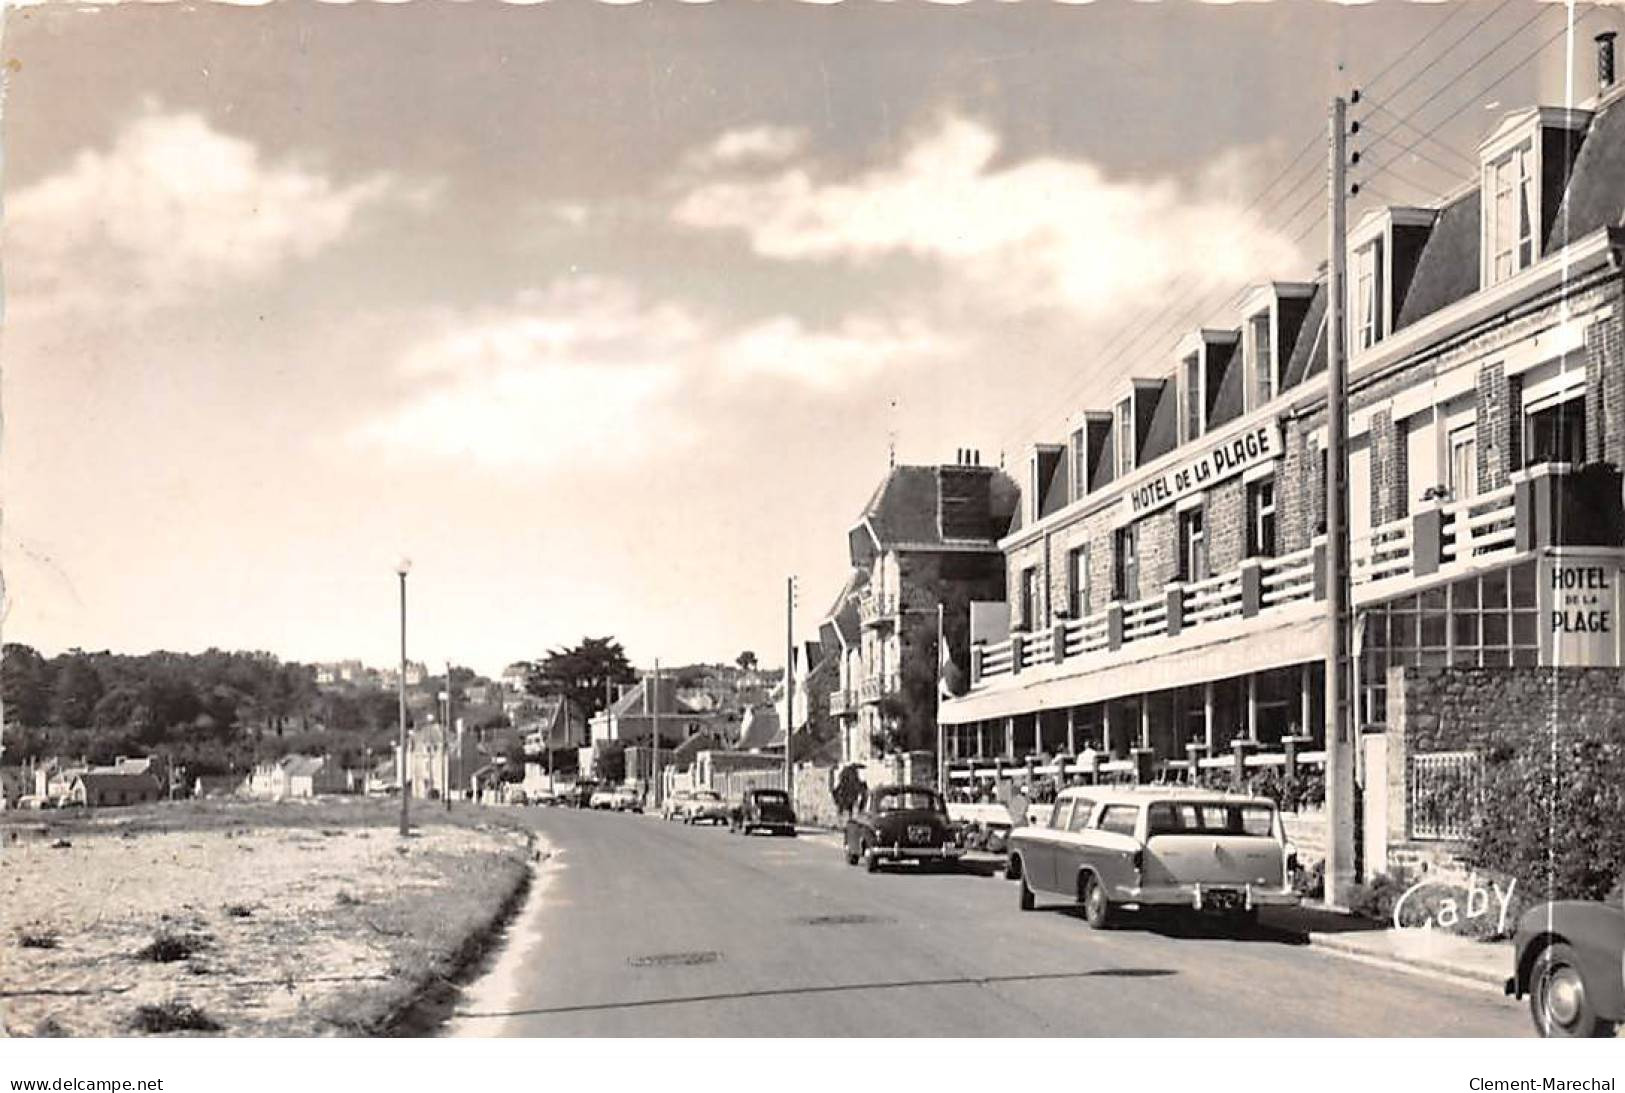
(396, 557, 412, 837)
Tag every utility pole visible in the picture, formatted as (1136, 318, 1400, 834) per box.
(936, 602, 946, 795)
(396, 559, 412, 837)
(444, 661, 453, 812)
(1325, 94, 1356, 907)
(784, 577, 795, 801)
(651, 659, 661, 811)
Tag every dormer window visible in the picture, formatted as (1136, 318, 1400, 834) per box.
(1247, 311, 1273, 408)
(1476, 106, 1590, 290)
(1486, 140, 1535, 284)
(1180, 353, 1203, 443)
(1352, 238, 1385, 350)
(1115, 397, 1134, 476)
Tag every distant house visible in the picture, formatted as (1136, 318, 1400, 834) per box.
(69, 771, 162, 808)
(404, 725, 482, 801)
(520, 695, 588, 756)
(589, 676, 721, 748)
(247, 755, 347, 800)
(192, 773, 244, 799)
(736, 705, 783, 752)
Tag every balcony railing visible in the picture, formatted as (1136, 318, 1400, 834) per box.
(859, 591, 898, 627)
(969, 475, 1533, 691)
(859, 674, 898, 704)
(829, 689, 854, 716)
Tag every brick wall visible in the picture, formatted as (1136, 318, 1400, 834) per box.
(1207, 477, 1246, 574)
(1280, 428, 1314, 552)
(1585, 311, 1625, 468)
(1138, 508, 1178, 591)
(1006, 539, 1044, 629)
(1369, 408, 1407, 526)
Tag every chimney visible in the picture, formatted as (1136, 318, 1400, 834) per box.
(1599, 31, 1617, 93)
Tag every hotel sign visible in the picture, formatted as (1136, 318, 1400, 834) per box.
(1542, 553, 1620, 667)
(1120, 422, 1282, 521)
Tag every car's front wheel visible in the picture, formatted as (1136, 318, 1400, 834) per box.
(863, 839, 880, 873)
(1529, 943, 1619, 1038)
(1018, 871, 1035, 912)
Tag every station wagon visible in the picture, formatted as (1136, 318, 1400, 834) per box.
(1007, 786, 1299, 929)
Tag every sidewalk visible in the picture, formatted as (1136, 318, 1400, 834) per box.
(1265, 904, 1512, 991)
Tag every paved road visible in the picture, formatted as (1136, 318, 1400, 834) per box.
(451, 808, 1530, 1037)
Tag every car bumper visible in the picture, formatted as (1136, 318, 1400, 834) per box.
(692, 810, 730, 822)
(1126, 882, 1300, 910)
(870, 845, 964, 860)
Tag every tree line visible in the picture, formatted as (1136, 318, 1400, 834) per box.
(2, 644, 412, 776)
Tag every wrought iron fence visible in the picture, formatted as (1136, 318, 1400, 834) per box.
(1409, 750, 1482, 841)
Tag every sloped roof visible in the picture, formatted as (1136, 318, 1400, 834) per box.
(735, 705, 783, 751)
(74, 771, 160, 792)
(611, 675, 696, 718)
(1279, 281, 1328, 391)
(668, 731, 723, 767)
(1547, 95, 1625, 251)
(280, 755, 326, 778)
(855, 463, 1016, 549)
(1395, 188, 1480, 330)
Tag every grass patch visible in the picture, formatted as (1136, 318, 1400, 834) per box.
(323, 842, 533, 1035)
(130, 1001, 222, 1034)
(137, 929, 210, 963)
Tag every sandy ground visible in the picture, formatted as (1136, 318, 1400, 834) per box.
(1, 812, 530, 1037)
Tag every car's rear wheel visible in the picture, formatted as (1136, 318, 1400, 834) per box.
(844, 837, 859, 866)
(1529, 943, 1619, 1038)
(1081, 874, 1115, 930)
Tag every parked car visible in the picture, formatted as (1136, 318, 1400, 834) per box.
(1008, 786, 1299, 929)
(1506, 880, 1624, 1038)
(611, 786, 643, 813)
(732, 788, 797, 836)
(588, 788, 618, 810)
(663, 789, 695, 821)
(529, 788, 559, 807)
(843, 785, 960, 871)
(686, 789, 731, 826)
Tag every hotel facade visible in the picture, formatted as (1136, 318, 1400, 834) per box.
(939, 56, 1625, 872)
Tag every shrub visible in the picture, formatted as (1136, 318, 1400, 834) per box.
(1464, 732, 1625, 903)
(1346, 871, 1412, 924)
(16, 926, 59, 950)
(1293, 858, 1325, 901)
(130, 1001, 222, 1034)
(137, 930, 208, 963)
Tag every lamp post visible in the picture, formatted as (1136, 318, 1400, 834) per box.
(396, 557, 412, 837)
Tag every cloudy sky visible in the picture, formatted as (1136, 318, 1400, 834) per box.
(1, 0, 1606, 675)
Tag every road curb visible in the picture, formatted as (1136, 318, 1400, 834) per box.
(1304, 932, 1509, 995)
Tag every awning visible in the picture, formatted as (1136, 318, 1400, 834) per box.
(940, 607, 1326, 725)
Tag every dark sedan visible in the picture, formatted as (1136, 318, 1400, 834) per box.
(1506, 880, 1624, 1038)
(844, 785, 963, 873)
(731, 788, 797, 836)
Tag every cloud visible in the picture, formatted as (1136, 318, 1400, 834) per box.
(673, 114, 1306, 321)
(6, 109, 408, 318)
(348, 276, 948, 472)
(718, 313, 946, 391)
(688, 125, 809, 169)
(349, 279, 699, 472)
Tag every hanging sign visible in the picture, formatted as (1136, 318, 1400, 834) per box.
(1543, 555, 1619, 667)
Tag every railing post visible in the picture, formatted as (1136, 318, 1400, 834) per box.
(1283, 734, 1301, 800)
(1010, 633, 1025, 676)
(1051, 622, 1067, 664)
(1185, 741, 1207, 784)
(1106, 603, 1124, 651)
(970, 644, 983, 686)
(1164, 582, 1184, 637)
(1311, 536, 1328, 600)
(1131, 746, 1155, 785)
(1085, 750, 1102, 785)
(1413, 504, 1443, 577)
(1230, 738, 1256, 792)
(1240, 560, 1262, 617)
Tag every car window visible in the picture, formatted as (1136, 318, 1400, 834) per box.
(1146, 801, 1277, 837)
(875, 791, 944, 813)
(1067, 799, 1096, 833)
(1096, 805, 1139, 837)
(1049, 800, 1073, 830)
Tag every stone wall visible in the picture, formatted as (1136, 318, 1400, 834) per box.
(1382, 665, 1625, 850)
(792, 763, 841, 828)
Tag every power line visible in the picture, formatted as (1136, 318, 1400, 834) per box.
(1361, 100, 1477, 170)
